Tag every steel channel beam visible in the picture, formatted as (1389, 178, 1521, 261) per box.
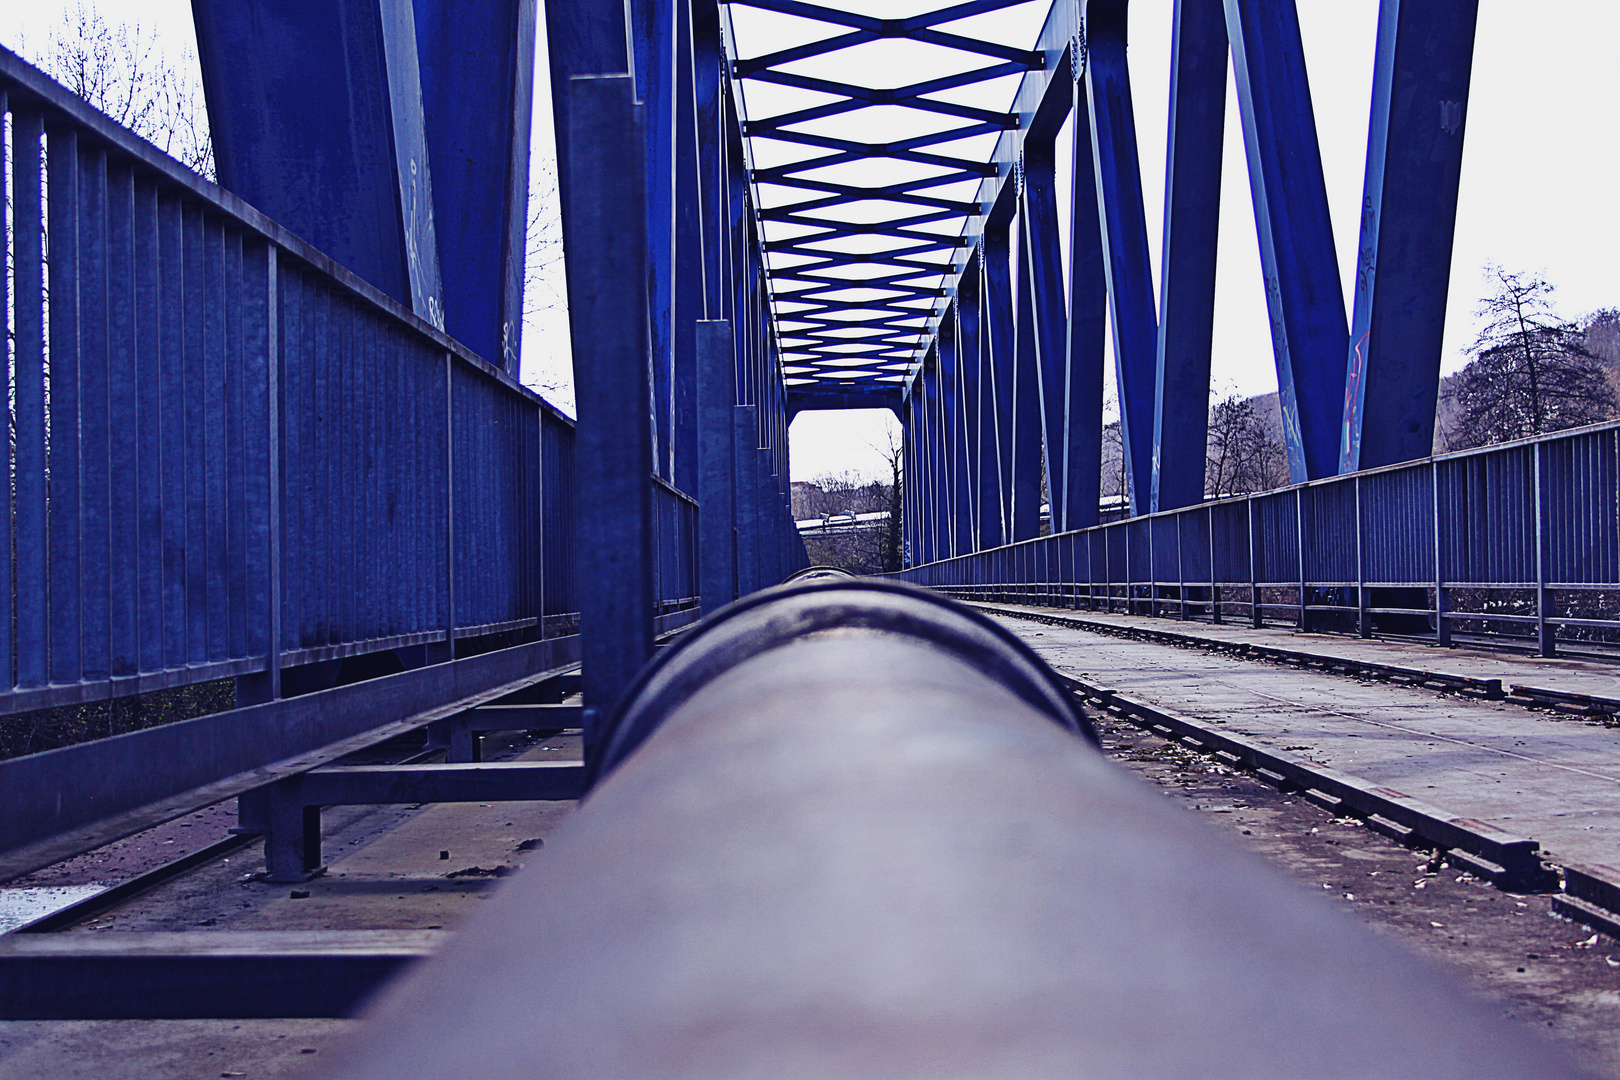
(1340, 0, 1479, 473)
(1224, 0, 1349, 482)
(563, 74, 655, 747)
(413, 0, 535, 371)
(0, 931, 441, 1020)
(1085, 0, 1159, 515)
(1152, 0, 1227, 512)
(192, 0, 444, 324)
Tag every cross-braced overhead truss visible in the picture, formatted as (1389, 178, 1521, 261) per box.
(722, 0, 1054, 409)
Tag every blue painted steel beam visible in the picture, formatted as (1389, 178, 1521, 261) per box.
(1085, 0, 1159, 516)
(939, 308, 974, 556)
(1340, 0, 1479, 473)
(1152, 0, 1227, 511)
(1010, 195, 1043, 543)
(982, 208, 1017, 546)
(696, 322, 736, 615)
(543, 0, 630, 214)
(1066, 53, 1108, 532)
(630, 0, 677, 481)
(563, 75, 653, 753)
(192, 0, 443, 325)
(955, 266, 987, 552)
(1224, 0, 1349, 482)
(413, 0, 534, 371)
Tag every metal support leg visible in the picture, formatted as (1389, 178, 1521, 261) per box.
(564, 75, 654, 752)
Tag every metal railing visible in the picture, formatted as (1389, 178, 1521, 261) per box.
(0, 47, 700, 717)
(896, 419, 1620, 657)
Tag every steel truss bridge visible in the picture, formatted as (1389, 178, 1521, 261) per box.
(0, 0, 1616, 1066)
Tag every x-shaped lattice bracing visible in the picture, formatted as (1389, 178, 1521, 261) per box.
(724, 0, 1052, 396)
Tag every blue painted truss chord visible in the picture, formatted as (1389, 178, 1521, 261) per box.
(1010, 189, 1043, 543)
(1066, 55, 1108, 532)
(982, 211, 1017, 547)
(1153, 0, 1227, 511)
(1085, 0, 1159, 516)
(1340, 0, 1479, 474)
(1020, 123, 1072, 531)
(1224, 0, 1349, 482)
(193, 0, 444, 326)
(413, 0, 536, 372)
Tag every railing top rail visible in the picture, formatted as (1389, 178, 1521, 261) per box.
(0, 44, 574, 432)
(901, 414, 1620, 572)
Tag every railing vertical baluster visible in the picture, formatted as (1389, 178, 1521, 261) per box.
(1355, 476, 1369, 638)
(1434, 457, 1450, 647)
(1248, 496, 1261, 628)
(265, 248, 282, 697)
(443, 350, 457, 658)
(225, 229, 248, 662)
(202, 216, 229, 662)
(79, 143, 111, 683)
(158, 192, 187, 669)
(48, 123, 84, 685)
(0, 93, 16, 690)
(108, 162, 139, 679)
(1295, 488, 1306, 629)
(14, 107, 47, 690)
(1534, 442, 1551, 656)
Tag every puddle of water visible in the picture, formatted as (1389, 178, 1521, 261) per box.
(0, 885, 108, 933)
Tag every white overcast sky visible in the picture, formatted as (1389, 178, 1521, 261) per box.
(7, 1, 1618, 483)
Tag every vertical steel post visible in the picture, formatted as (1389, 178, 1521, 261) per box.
(1534, 443, 1552, 656)
(1248, 496, 1262, 628)
(566, 75, 655, 753)
(697, 321, 736, 614)
(1296, 488, 1307, 629)
(733, 405, 760, 595)
(1355, 476, 1370, 638)
(1433, 458, 1450, 647)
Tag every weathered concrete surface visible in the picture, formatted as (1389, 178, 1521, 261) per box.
(1099, 713, 1620, 1079)
(990, 613, 1620, 874)
(982, 603, 1620, 700)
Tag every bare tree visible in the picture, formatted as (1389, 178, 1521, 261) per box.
(1444, 267, 1618, 450)
(877, 428, 903, 572)
(1206, 390, 1288, 497)
(32, 2, 214, 178)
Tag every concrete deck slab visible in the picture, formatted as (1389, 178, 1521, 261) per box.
(978, 602, 1620, 702)
(989, 613, 1620, 875)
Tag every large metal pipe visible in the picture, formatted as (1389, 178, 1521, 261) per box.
(323, 583, 1586, 1079)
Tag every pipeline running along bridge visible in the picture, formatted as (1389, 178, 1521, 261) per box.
(1, 1, 1618, 1076)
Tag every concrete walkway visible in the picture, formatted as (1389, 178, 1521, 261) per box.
(986, 611, 1620, 875)
(976, 603, 1620, 701)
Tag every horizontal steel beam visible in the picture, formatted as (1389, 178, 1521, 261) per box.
(261, 761, 585, 881)
(0, 931, 440, 1019)
(0, 636, 580, 884)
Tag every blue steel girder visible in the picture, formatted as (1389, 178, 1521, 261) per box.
(718, 0, 1471, 555)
